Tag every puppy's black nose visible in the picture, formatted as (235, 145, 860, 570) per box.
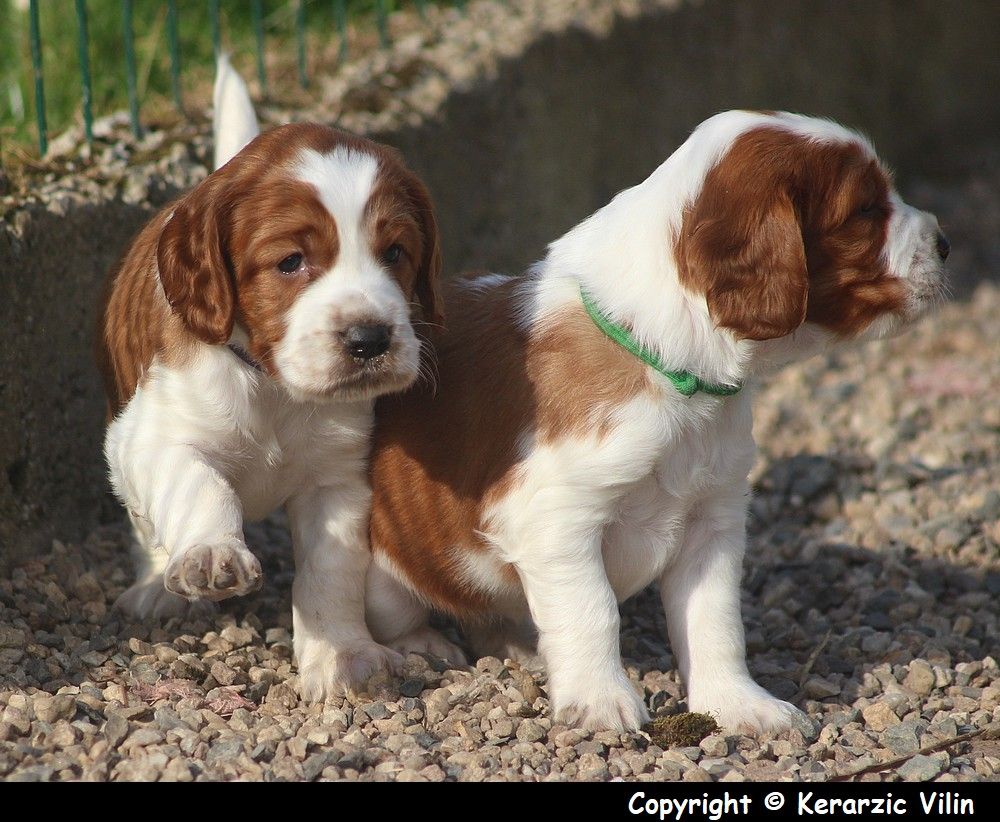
(936, 231, 950, 260)
(343, 324, 391, 360)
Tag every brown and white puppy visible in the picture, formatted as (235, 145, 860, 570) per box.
(363, 111, 948, 731)
(98, 58, 441, 700)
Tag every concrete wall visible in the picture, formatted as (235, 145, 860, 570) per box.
(1, 202, 155, 565)
(2, 0, 998, 568)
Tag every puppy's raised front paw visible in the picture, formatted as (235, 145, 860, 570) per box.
(163, 538, 263, 602)
(389, 626, 468, 667)
(553, 672, 650, 732)
(689, 681, 812, 735)
(115, 575, 218, 620)
(296, 639, 404, 702)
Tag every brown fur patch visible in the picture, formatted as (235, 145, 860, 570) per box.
(366, 164, 443, 329)
(227, 177, 339, 373)
(97, 210, 189, 417)
(677, 126, 905, 340)
(370, 276, 649, 615)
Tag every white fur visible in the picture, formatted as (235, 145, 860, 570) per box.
(369, 110, 946, 732)
(107, 62, 425, 700)
(213, 54, 259, 170)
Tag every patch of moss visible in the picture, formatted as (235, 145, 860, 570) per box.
(648, 712, 719, 747)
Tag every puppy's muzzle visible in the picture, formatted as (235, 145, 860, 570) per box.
(935, 231, 950, 261)
(342, 323, 392, 361)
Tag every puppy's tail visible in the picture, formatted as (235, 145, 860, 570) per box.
(213, 53, 260, 171)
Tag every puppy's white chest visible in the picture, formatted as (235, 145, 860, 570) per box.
(106, 351, 372, 524)
(603, 396, 755, 600)
(227, 399, 370, 520)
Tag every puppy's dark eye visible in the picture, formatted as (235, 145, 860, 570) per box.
(382, 244, 403, 265)
(858, 202, 879, 217)
(278, 253, 304, 273)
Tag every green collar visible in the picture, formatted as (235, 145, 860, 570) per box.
(579, 287, 742, 398)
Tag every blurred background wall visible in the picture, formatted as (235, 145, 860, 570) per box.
(387, 0, 999, 292)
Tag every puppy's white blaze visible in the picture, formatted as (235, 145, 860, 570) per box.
(294, 147, 380, 278)
(274, 147, 420, 399)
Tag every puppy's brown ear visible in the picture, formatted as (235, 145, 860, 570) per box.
(406, 174, 444, 329)
(679, 153, 809, 341)
(156, 176, 236, 345)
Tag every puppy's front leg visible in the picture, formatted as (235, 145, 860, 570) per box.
(660, 484, 807, 734)
(111, 441, 262, 616)
(516, 527, 648, 732)
(287, 485, 402, 701)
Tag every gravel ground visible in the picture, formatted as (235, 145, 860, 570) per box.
(1, 280, 997, 782)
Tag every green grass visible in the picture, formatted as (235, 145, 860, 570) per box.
(0, 1, 437, 160)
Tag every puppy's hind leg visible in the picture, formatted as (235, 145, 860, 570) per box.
(114, 511, 216, 620)
(464, 617, 537, 664)
(288, 486, 411, 702)
(366, 561, 468, 667)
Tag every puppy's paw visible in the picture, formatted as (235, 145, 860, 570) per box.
(389, 626, 468, 667)
(553, 672, 650, 732)
(115, 575, 218, 620)
(296, 638, 404, 702)
(689, 681, 810, 735)
(163, 539, 262, 602)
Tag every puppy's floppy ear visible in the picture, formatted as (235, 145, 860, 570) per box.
(405, 173, 444, 329)
(156, 174, 236, 345)
(679, 163, 809, 342)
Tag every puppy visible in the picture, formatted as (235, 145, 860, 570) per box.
(98, 57, 442, 700)
(363, 111, 948, 732)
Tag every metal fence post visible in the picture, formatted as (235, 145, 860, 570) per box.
(74, 0, 94, 145)
(210, 0, 221, 55)
(333, 0, 348, 63)
(296, 0, 308, 88)
(167, 0, 183, 111)
(122, 0, 142, 138)
(28, 0, 47, 155)
(252, 0, 268, 96)
(376, 0, 390, 47)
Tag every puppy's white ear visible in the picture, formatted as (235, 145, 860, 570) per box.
(213, 53, 260, 171)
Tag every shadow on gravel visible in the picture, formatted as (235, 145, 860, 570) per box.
(735, 453, 999, 709)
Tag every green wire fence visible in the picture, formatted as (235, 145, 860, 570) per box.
(15, 0, 473, 158)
